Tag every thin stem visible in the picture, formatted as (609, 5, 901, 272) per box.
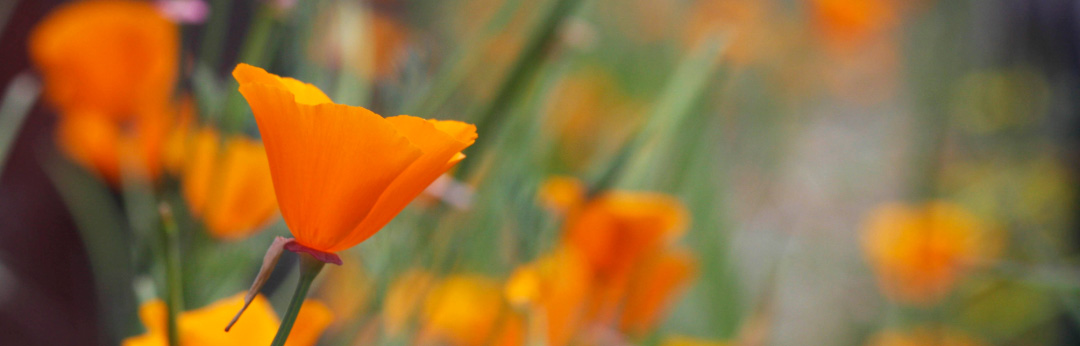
(160, 204, 184, 346)
(270, 253, 325, 346)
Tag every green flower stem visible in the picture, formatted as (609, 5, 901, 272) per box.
(270, 253, 325, 346)
(159, 204, 184, 346)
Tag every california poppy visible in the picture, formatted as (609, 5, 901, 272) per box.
(555, 187, 695, 333)
(179, 128, 279, 240)
(810, 0, 898, 50)
(618, 248, 697, 336)
(233, 63, 477, 254)
(862, 201, 1001, 305)
(564, 191, 688, 282)
(55, 107, 171, 184)
(30, 0, 178, 120)
(123, 293, 332, 346)
(506, 246, 591, 346)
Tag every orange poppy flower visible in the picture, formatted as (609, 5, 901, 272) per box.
(618, 248, 697, 336)
(29, 0, 178, 120)
(233, 63, 476, 253)
(55, 107, 171, 184)
(179, 128, 279, 240)
(506, 247, 591, 346)
(862, 201, 1002, 305)
(421, 275, 507, 346)
(557, 190, 692, 332)
(123, 293, 332, 346)
(564, 192, 688, 281)
(810, 0, 898, 50)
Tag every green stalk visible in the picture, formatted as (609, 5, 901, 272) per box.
(160, 204, 184, 346)
(270, 253, 325, 346)
(199, 0, 232, 69)
(454, 0, 585, 179)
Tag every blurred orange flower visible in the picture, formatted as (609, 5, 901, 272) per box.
(862, 201, 1002, 305)
(233, 63, 477, 253)
(544, 72, 643, 171)
(30, 0, 178, 120)
(123, 293, 332, 346)
(55, 107, 171, 184)
(810, 0, 899, 50)
(619, 249, 698, 336)
(556, 189, 695, 335)
(506, 247, 592, 346)
(178, 128, 279, 240)
(565, 192, 688, 282)
(865, 327, 988, 346)
(421, 275, 507, 346)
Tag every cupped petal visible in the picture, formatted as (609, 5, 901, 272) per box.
(237, 79, 423, 251)
(329, 115, 477, 251)
(234, 63, 332, 105)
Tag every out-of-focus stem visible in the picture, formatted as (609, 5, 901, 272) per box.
(160, 204, 184, 346)
(270, 253, 325, 346)
(199, 0, 231, 69)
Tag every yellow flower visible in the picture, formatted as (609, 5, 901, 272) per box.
(506, 247, 592, 346)
(421, 275, 506, 346)
(862, 201, 1002, 305)
(123, 293, 332, 346)
(234, 63, 477, 253)
(537, 176, 587, 215)
(178, 128, 279, 240)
